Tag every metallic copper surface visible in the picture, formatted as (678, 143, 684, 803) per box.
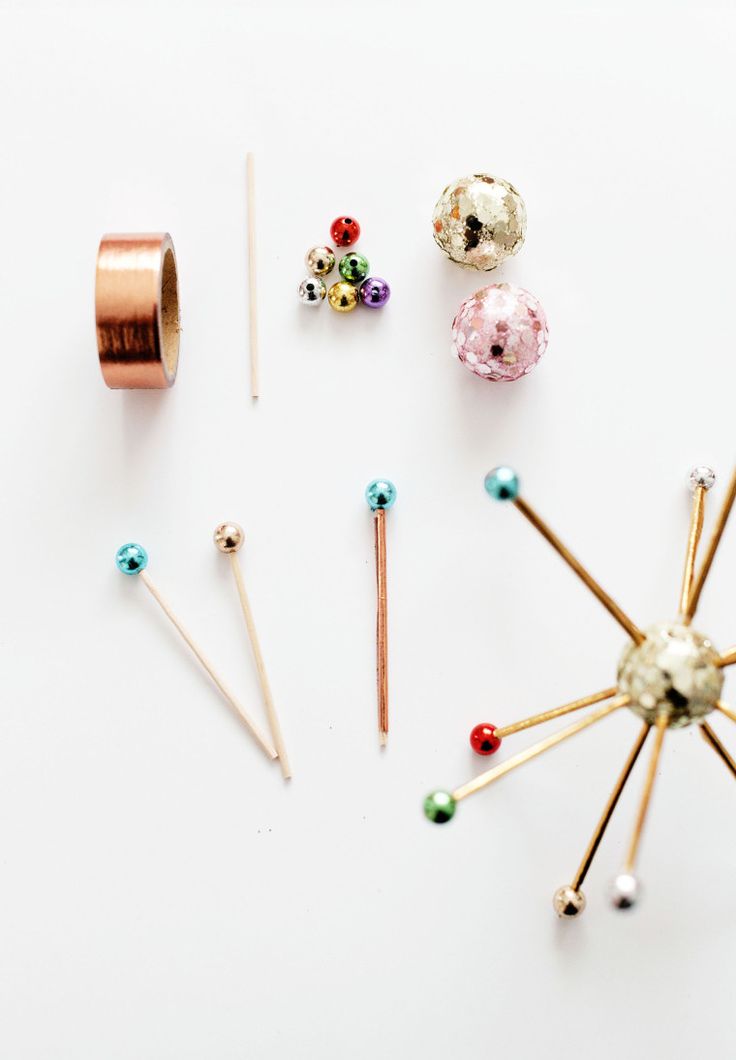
(96, 233, 180, 388)
(375, 508, 388, 743)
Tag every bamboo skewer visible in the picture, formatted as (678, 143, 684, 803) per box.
(214, 523, 291, 779)
(246, 152, 259, 399)
(138, 570, 277, 760)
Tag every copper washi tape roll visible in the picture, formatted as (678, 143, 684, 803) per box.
(96, 233, 180, 389)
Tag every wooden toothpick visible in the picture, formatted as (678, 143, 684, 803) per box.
(214, 524, 291, 779)
(115, 542, 277, 761)
(246, 152, 259, 399)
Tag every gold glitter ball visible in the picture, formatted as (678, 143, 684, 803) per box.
(618, 622, 723, 728)
(432, 173, 526, 270)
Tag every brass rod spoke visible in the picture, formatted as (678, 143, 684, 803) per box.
(679, 484, 706, 616)
(495, 687, 618, 739)
(571, 723, 650, 891)
(513, 497, 644, 645)
(686, 467, 736, 621)
(623, 712, 668, 873)
(452, 697, 628, 803)
(716, 701, 736, 724)
(701, 722, 736, 779)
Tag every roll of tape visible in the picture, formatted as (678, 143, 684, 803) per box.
(96, 233, 180, 389)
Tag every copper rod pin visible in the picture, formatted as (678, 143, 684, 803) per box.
(571, 723, 650, 891)
(623, 712, 667, 873)
(700, 722, 736, 779)
(513, 497, 644, 645)
(715, 701, 736, 724)
(717, 647, 736, 668)
(679, 484, 706, 616)
(375, 508, 389, 745)
(494, 687, 618, 740)
(686, 467, 736, 621)
(452, 697, 628, 803)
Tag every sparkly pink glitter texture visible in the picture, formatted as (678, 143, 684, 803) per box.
(451, 283, 548, 382)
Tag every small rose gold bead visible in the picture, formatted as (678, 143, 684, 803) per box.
(213, 522, 244, 553)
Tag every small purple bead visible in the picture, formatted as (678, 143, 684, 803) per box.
(359, 276, 391, 309)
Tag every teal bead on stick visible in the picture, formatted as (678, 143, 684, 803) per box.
(366, 478, 397, 745)
(115, 542, 148, 575)
(365, 478, 397, 510)
(484, 466, 519, 501)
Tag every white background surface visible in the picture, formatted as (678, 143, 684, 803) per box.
(1, 2, 736, 1057)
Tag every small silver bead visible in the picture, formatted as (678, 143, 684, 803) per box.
(213, 523, 244, 554)
(298, 277, 326, 305)
(689, 465, 716, 491)
(552, 885, 586, 918)
(610, 872, 640, 910)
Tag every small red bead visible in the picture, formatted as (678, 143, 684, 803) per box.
(330, 216, 361, 247)
(469, 723, 501, 756)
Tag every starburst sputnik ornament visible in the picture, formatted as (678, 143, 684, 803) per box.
(424, 464, 736, 916)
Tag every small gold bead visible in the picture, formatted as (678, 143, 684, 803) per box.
(327, 281, 359, 313)
(213, 522, 244, 553)
(552, 885, 586, 918)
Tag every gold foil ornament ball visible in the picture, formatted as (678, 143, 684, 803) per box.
(432, 173, 526, 270)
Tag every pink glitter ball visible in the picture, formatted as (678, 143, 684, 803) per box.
(451, 283, 548, 381)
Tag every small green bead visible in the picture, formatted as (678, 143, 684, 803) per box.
(365, 479, 397, 510)
(484, 466, 519, 501)
(339, 252, 369, 284)
(116, 542, 148, 575)
(423, 790, 456, 824)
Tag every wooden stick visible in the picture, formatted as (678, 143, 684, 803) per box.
(246, 152, 259, 399)
(229, 552, 292, 779)
(375, 509, 389, 746)
(139, 570, 277, 760)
